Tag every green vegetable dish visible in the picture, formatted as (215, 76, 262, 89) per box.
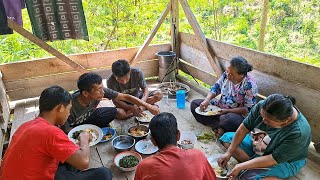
(119, 155, 139, 168)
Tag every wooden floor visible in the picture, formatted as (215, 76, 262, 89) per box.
(88, 82, 235, 179)
(9, 80, 320, 180)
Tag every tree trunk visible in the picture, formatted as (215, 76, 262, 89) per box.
(258, 0, 269, 51)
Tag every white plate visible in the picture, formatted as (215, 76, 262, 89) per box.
(207, 154, 228, 179)
(136, 111, 154, 123)
(68, 124, 103, 146)
(135, 139, 159, 155)
(195, 105, 221, 116)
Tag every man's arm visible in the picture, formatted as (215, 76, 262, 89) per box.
(115, 93, 159, 115)
(140, 87, 149, 102)
(65, 132, 91, 170)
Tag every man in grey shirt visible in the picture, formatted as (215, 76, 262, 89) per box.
(61, 73, 160, 133)
(107, 60, 163, 119)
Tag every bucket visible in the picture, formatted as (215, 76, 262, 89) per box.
(156, 51, 176, 69)
(156, 51, 176, 82)
(158, 67, 176, 82)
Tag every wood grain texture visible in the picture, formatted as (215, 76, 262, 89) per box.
(0, 44, 170, 82)
(180, 32, 320, 90)
(6, 60, 159, 100)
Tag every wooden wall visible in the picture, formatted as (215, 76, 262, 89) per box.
(0, 44, 171, 101)
(179, 32, 320, 142)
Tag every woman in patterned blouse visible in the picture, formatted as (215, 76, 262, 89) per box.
(190, 56, 258, 137)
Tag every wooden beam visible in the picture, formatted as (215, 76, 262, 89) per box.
(5, 60, 159, 100)
(178, 0, 223, 76)
(179, 60, 218, 85)
(129, 1, 171, 66)
(0, 44, 170, 82)
(7, 19, 87, 73)
(170, 0, 180, 58)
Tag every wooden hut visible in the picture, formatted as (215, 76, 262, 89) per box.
(0, 0, 320, 179)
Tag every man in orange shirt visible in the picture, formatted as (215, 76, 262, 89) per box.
(134, 112, 217, 180)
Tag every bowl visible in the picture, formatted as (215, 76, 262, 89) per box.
(127, 125, 150, 141)
(156, 82, 190, 99)
(114, 151, 142, 172)
(112, 135, 135, 152)
(178, 132, 197, 149)
(100, 127, 116, 142)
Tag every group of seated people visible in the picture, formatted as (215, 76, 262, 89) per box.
(0, 57, 311, 180)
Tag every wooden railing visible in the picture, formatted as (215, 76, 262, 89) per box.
(179, 32, 320, 144)
(0, 44, 170, 101)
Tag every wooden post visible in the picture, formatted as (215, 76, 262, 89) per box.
(7, 19, 88, 73)
(170, 0, 179, 58)
(179, 0, 223, 76)
(130, 1, 171, 66)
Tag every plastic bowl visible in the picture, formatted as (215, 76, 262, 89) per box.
(178, 132, 197, 149)
(127, 125, 150, 141)
(112, 135, 135, 152)
(100, 127, 116, 142)
(114, 151, 142, 172)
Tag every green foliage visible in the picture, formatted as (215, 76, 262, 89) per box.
(0, 0, 319, 68)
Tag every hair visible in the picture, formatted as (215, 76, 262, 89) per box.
(111, 59, 131, 77)
(230, 56, 253, 75)
(149, 112, 178, 149)
(262, 94, 296, 121)
(39, 85, 71, 113)
(77, 73, 102, 93)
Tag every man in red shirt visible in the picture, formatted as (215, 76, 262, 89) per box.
(134, 112, 217, 180)
(0, 86, 112, 180)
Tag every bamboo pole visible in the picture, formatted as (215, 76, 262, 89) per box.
(7, 19, 87, 73)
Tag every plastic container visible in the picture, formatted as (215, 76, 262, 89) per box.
(176, 90, 186, 109)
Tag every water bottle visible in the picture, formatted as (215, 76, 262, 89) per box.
(176, 90, 186, 109)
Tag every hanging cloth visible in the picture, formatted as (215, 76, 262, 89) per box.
(25, 0, 89, 41)
(0, 0, 13, 35)
(3, 0, 25, 26)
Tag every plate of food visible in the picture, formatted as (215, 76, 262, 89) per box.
(195, 105, 221, 116)
(136, 111, 154, 123)
(100, 127, 116, 142)
(68, 124, 103, 146)
(135, 139, 159, 155)
(207, 154, 229, 179)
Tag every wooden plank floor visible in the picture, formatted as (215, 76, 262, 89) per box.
(8, 80, 320, 180)
(90, 82, 237, 180)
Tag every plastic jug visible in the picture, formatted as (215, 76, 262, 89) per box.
(176, 90, 186, 109)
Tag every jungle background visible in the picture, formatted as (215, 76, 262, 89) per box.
(1, 0, 319, 67)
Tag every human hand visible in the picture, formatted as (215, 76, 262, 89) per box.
(79, 131, 92, 144)
(218, 109, 229, 115)
(227, 164, 242, 180)
(218, 152, 232, 168)
(200, 100, 210, 111)
(147, 104, 160, 115)
(130, 105, 143, 116)
(139, 106, 146, 112)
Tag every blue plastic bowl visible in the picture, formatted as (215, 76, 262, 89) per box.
(100, 127, 116, 142)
